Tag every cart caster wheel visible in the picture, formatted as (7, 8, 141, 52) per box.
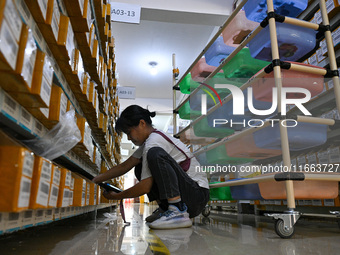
(202, 206, 210, 217)
(275, 219, 295, 239)
(202, 217, 211, 225)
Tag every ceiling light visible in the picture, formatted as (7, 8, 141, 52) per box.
(149, 61, 158, 76)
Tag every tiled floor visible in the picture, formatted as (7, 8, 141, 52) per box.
(1, 203, 340, 254)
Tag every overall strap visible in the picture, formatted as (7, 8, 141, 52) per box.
(152, 130, 190, 160)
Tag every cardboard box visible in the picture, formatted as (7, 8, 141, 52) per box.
(308, 53, 318, 66)
(86, 181, 90, 205)
(297, 155, 307, 170)
(45, 208, 53, 223)
(68, 189, 74, 206)
(76, 114, 86, 146)
(66, 99, 75, 112)
(87, 81, 94, 102)
(0, 146, 34, 212)
(60, 207, 67, 218)
(88, 23, 95, 47)
(102, 4, 106, 18)
(29, 156, 52, 209)
(326, 0, 340, 19)
(89, 183, 95, 205)
(37, 0, 49, 21)
(73, 177, 86, 206)
(57, 14, 70, 46)
(0, 18, 19, 70)
(317, 150, 329, 164)
(42, 55, 54, 87)
(48, 165, 61, 208)
(49, 84, 67, 122)
(80, 72, 89, 96)
(11, 22, 28, 74)
(306, 152, 318, 165)
(328, 146, 340, 163)
(3, 212, 22, 233)
(91, 39, 98, 59)
(2, 0, 22, 42)
(86, 0, 92, 32)
(71, 48, 79, 74)
(65, 22, 74, 59)
(53, 208, 60, 220)
(32, 120, 46, 138)
(106, 4, 111, 19)
(19, 107, 34, 132)
(25, 0, 53, 23)
(34, 209, 45, 225)
(0, 88, 21, 123)
(57, 168, 71, 207)
(30, 51, 53, 108)
(21, 210, 34, 229)
(29, 107, 49, 124)
(84, 121, 92, 152)
(50, 0, 60, 41)
(93, 90, 97, 110)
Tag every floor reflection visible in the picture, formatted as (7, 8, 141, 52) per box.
(0, 203, 339, 255)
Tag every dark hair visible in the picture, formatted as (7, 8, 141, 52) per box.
(115, 105, 156, 134)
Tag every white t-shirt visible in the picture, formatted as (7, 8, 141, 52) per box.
(132, 131, 209, 189)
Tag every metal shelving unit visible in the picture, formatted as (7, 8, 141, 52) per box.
(0, 0, 120, 234)
(172, 0, 340, 238)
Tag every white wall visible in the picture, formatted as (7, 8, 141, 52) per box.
(110, 0, 233, 16)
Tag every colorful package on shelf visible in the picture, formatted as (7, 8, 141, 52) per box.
(258, 173, 339, 199)
(221, 48, 270, 79)
(179, 127, 216, 145)
(0, 146, 34, 212)
(188, 89, 228, 113)
(178, 73, 200, 94)
(252, 62, 325, 102)
(178, 101, 200, 120)
(253, 121, 328, 151)
(188, 72, 231, 111)
(204, 36, 235, 67)
(222, 10, 259, 47)
(248, 23, 317, 62)
(244, 0, 308, 23)
(205, 144, 253, 165)
(229, 179, 264, 200)
(225, 133, 282, 159)
(48, 165, 61, 208)
(209, 182, 233, 201)
(29, 156, 52, 209)
(205, 89, 275, 131)
(0, 18, 19, 71)
(190, 57, 223, 82)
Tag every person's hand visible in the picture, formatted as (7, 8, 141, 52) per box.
(92, 175, 102, 184)
(103, 190, 120, 200)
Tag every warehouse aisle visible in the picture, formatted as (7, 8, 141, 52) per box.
(1, 203, 340, 255)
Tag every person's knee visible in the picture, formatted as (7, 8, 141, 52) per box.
(146, 147, 166, 164)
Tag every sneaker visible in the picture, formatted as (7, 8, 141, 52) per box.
(152, 228, 193, 252)
(148, 205, 192, 229)
(145, 207, 164, 223)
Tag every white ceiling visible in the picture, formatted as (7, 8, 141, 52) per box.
(111, 0, 233, 156)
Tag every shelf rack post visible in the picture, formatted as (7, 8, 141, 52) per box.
(266, 0, 295, 210)
(172, 53, 177, 134)
(319, 0, 340, 113)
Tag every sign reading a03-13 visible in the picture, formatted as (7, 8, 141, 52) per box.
(110, 2, 141, 24)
